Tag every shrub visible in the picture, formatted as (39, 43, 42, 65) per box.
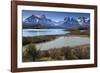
(48, 49, 63, 60)
(64, 48, 78, 60)
(75, 46, 90, 59)
(23, 43, 40, 62)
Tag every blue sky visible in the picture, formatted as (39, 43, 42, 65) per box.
(22, 10, 90, 22)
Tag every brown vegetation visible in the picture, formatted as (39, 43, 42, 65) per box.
(23, 35, 57, 45)
(68, 29, 90, 36)
(22, 44, 90, 62)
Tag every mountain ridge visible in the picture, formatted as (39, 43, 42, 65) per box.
(23, 14, 90, 29)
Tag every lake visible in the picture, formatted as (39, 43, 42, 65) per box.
(35, 36, 90, 50)
(23, 29, 69, 37)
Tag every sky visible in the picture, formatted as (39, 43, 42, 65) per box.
(22, 10, 90, 22)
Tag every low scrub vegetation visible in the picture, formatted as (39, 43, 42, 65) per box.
(23, 44, 90, 62)
(23, 35, 57, 45)
(22, 43, 40, 62)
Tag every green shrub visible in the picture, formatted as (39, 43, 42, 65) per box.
(23, 43, 40, 62)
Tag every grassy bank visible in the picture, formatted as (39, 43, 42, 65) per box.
(23, 35, 59, 45)
(22, 44, 90, 62)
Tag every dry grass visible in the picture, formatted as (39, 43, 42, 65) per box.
(22, 44, 90, 62)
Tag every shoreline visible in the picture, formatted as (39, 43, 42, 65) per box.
(23, 35, 90, 52)
(35, 36, 90, 50)
(23, 34, 89, 45)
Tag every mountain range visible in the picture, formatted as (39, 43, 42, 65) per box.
(23, 14, 90, 29)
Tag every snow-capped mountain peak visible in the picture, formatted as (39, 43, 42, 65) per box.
(23, 14, 90, 28)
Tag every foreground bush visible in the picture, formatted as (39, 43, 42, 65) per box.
(63, 45, 90, 60)
(23, 44, 90, 62)
(23, 43, 40, 62)
(64, 48, 79, 60)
